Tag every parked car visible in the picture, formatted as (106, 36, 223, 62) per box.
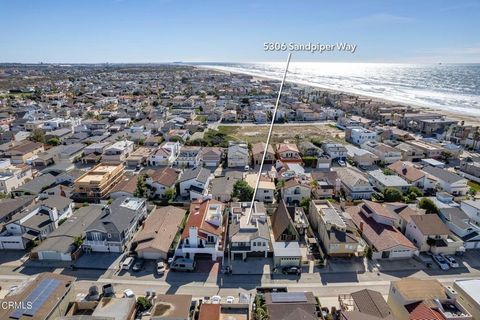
(432, 255, 450, 270)
(337, 160, 346, 167)
(282, 266, 301, 275)
(123, 289, 135, 298)
(121, 257, 135, 270)
(156, 261, 166, 275)
(244, 165, 250, 171)
(441, 254, 459, 268)
(170, 258, 196, 272)
(211, 295, 222, 304)
(132, 259, 145, 272)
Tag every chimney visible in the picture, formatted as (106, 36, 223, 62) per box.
(359, 221, 364, 233)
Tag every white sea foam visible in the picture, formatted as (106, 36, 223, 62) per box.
(195, 62, 480, 117)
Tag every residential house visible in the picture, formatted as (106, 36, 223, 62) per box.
(0, 196, 36, 224)
(346, 201, 418, 260)
(438, 207, 480, 249)
(177, 198, 225, 261)
(125, 146, 154, 168)
(276, 143, 302, 164)
(423, 166, 469, 196)
(145, 167, 179, 199)
(178, 167, 211, 200)
(453, 279, 480, 320)
(133, 206, 186, 260)
(31, 204, 103, 261)
(334, 167, 374, 200)
(0, 272, 75, 320)
(174, 146, 202, 168)
(339, 289, 394, 320)
(394, 142, 425, 162)
(271, 201, 300, 242)
(252, 142, 275, 167)
(5, 141, 44, 164)
(388, 160, 433, 190)
(405, 140, 445, 159)
(228, 201, 271, 260)
(109, 174, 138, 199)
(73, 163, 124, 203)
(299, 141, 322, 157)
(311, 171, 340, 199)
(368, 169, 411, 193)
(345, 145, 379, 168)
(210, 171, 242, 203)
(200, 147, 223, 167)
(228, 141, 249, 168)
(83, 197, 147, 253)
(264, 292, 318, 320)
(245, 173, 276, 203)
(459, 156, 480, 180)
(388, 278, 472, 320)
(0, 196, 74, 250)
(346, 127, 378, 146)
(310, 200, 366, 257)
(0, 162, 33, 194)
(404, 214, 463, 254)
(11, 173, 57, 197)
(322, 142, 348, 160)
(461, 200, 480, 227)
(361, 141, 402, 164)
(148, 141, 180, 166)
(102, 140, 134, 164)
(281, 179, 311, 205)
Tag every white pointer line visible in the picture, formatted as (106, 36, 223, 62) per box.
(247, 53, 292, 219)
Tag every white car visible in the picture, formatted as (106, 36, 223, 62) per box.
(123, 289, 135, 298)
(244, 165, 250, 171)
(211, 295, 222, 304)
(441, 254, 459, 268)
(156, 261, 166, 275)
(432, 255, 450, 271)
(226, 296, 235, 304)
(337, 160, 346, 167)
(121, 257, 135, 270)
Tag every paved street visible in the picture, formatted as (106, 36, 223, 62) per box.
(1, 250, 480, 309)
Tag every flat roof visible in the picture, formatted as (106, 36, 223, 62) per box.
(455, 279, 480, 304)
(272, 241, 301, 257)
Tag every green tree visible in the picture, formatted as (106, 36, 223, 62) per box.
(47, 137, 60, 146)
(165, 187, 176, 202)
(468, 188, 477, 198)
(300, 197, 311, 214)
(418, 197, 439, 214)
(383, 188, 403, 202)
(134, 174, 148, 198)
(73, 235, 84, 248)
(232, 180, 254, 201)
(136, 296, 152, 312)
(30, 128, 45, 143)
(365, 246, 373, 260)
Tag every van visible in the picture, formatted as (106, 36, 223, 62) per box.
(170, 258, 196, 272)
(121, 257, 134, 270)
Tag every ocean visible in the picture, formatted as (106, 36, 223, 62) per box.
(194, 62, 480, 118)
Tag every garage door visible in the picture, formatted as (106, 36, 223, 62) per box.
(1, 241, 24, 250)
(279, 257, 300, 266)
(40, 251, 62, 260)
(233, 253, 243, 260)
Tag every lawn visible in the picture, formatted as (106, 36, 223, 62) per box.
(468, 180, 480, 192)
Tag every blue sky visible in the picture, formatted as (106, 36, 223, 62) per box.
(0, 0, 479, 63)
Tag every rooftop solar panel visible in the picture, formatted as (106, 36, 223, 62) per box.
(271, 292, 307, 303)
(9, 278, 61, 319)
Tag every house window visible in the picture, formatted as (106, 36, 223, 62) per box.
(207, 235, 215, 243)
(108, 233, 112, 238)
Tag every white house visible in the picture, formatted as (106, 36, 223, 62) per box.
(176, 199, 225, 261)
(368, 169, 411, 193)
(461, 200, 480, 227)
(178, 167, 212, 200)
(281, 179, 311, 205)
(422, 166, 469, 196)
(347, 127, 378, 146)
(174, 146, 201, 168)
(439, 207, 480, 249)
(228, 141, 249, 168)
(361, 141, 402, 164)
(148, 141, 180, 166)
(102, 140, 134, 164)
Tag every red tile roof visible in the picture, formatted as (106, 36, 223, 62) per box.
(181, 199, 225, 240)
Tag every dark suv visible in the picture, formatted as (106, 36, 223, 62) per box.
(282, 266, 301, 275)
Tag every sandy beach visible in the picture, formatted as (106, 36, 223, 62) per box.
(198, 66, 478, 126)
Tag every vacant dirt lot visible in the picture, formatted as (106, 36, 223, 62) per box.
(218, 124, 344, 144)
